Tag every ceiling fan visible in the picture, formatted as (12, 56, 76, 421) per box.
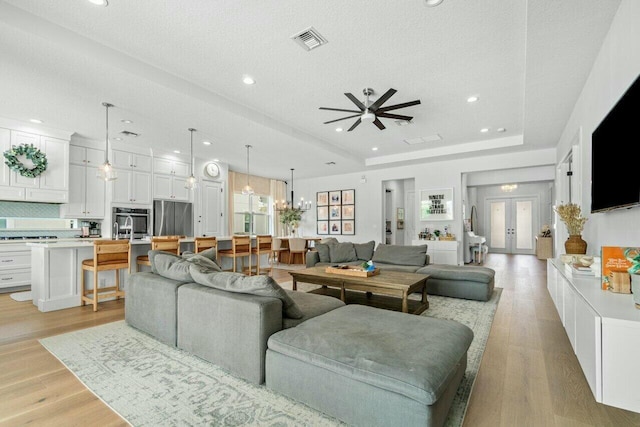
(319, 88, 421, 131)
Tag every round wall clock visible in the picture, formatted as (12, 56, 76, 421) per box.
(205, 162, 220, 177)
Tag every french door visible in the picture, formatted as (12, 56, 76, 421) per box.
(486, 197, 537, 255)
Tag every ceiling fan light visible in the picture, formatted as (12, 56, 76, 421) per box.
(424, 0, 444, 7)
(361, 112, 376, 123)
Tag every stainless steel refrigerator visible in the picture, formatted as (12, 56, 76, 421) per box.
(153, 200, 193, 236)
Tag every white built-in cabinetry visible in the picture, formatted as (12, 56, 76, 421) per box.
(547, 259, 640, 413)
(111, 149, 152, 205)
(0, 243, 31, 290)
(411, 239, 459, 265)
(0, 126, 70, 203)
(60, 145, 106, 218)
(152, 157, 191, 201)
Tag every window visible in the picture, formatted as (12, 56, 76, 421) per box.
(233, 193, 271, 235)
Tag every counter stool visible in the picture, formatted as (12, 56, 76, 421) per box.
(218, 235, 251, 274)
(136, 236, 180, 272)
(194, 236, 217, 258)
(250, 235, 273, 275)
(81, 240, 130, 312)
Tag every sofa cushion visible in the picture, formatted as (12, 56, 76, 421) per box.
(370, 262, 421, 273)
(416, 264, 495, 283)
(329, 242, 358, 263)
(314, 243, 332, 263)
(283, 290, 345, 329)
(189, 269, 303, 319)
(372, 244, 428, 266)
(152, 253, 220, 281)
(353, 240, 375, 261)
(181, 247, 217, 263)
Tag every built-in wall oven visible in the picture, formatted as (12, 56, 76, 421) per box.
(112, 207, 150, 239)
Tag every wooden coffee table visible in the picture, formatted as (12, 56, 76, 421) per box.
(289, 266, 429, 315)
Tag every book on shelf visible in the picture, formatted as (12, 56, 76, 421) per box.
(566, 262, 595, 276)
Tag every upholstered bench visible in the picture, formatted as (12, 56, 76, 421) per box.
(417, 264, 495, 301)
(265, 305, 473, 427)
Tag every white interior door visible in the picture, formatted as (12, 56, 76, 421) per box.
(405, 190, 415, 244)
(486, 197, 537, 255)
(199, 179, 223, 236)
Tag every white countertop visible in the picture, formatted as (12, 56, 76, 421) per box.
(23, 236, 262, 249)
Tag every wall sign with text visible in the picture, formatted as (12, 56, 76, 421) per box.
(419, 188, 454, 221)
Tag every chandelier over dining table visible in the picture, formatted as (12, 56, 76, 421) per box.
(275, 168, 311, 212)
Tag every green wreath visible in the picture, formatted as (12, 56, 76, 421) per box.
(3, 143, 48, 178)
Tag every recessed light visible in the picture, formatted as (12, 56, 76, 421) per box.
(88, 0, 108, 6)
(114, 137, 123, 141)
(424, 0, 444, 7)
(467, 96, 479, 103)
(202, 141, 212, 146)
(121, 119, 133, 124)
(335, 127, 343, 132)
(242, 75, 255, 85)
(212, 158, 220, 162)
(173, 150, 181, 154)
(480, 128, 489, 133)
(497, 127, 506, 132)
(372, 147, 378, 151)
(29, 119, 43, 124)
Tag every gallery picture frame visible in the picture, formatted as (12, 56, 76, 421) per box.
(342, 220, 355, 235)
(329, 220, 341, 234)
(317, 191, 329, 206)
(341, 189, 355, 205)
(329, 190, 341, 205)
(330, 205, 341, 220)
(317, 221, 329, 235)
(341, 205, 354, 220)
(317, 206, 329, 221)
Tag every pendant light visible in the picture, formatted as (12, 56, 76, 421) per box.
(97, 102, 118, 181)
(184, 128, 198, 190)
(241, 144, 254, 195)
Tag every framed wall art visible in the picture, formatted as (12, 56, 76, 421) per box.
(329, 220, 341, 234)
(317, 189, 356, 235)
(330, 206, 341, 219)
(419, 188, 454, 221)
(342, 220, 355, 235)
(317, 206, 329, 220)
(329, 191, 341, 205)
(317, 191, 328, 206)
(342, 205, 354, 220)
(317, 221, 329, 235)
(342, 189, 355, 205)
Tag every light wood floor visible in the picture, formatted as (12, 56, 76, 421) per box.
(0, 254, 639, 426)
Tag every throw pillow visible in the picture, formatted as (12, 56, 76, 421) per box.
(353, 240, 375, 261)
(152, 252, 221, 280)
(372, 244, 428, 266)
(182, 248, 218, 264)
(329, 242, 358, 263)
(319, 237, 339, 245)
(315, 243, 332, 263)
(189, 268, 303, 319)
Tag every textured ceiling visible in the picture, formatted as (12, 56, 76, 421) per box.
(0, 0, 621, 180)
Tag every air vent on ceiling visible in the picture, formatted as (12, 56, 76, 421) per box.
(403, 134, 442, 145)
(120, 130, 140, 137)
(395, 119, 412, 126)
(291, 26, 328, 51)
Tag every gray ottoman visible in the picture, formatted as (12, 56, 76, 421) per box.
(417, 264, 495, 301)
(266, 305, 473, 427)
(125, 272, 191, 346)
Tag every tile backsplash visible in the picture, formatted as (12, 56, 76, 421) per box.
(0, 201, 78, 238)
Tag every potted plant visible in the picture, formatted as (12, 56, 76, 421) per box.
(624, 247, 640, 309)
(280, 207, 302, 236)
(554, 203, 588, 254)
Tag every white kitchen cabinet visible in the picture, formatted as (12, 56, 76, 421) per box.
(411, 239, 459, 265)
(547, 259, 640, 412)
(112, 149, 152, 172)
(153, 158, 189, 177)
(69, 145, 104, 167)
(62, 159, 105, 219)
(0, 128, 69, 202)
(112, 168, 152, 205)
(153, 173, 190, 201)
(0, 243, 31, 290)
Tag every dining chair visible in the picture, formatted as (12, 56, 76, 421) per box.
(217, 235, 252, 274)
(136, 236, 181, 272)
(250, 235, 273, 275)
(288, 237, 307, 265)
(271, 237, 289, 266)
(81, 240, 130, 312)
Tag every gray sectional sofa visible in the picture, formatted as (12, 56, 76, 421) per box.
(306, 239, 496, 301)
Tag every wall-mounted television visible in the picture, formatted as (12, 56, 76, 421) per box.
(591, 74, 640, 213)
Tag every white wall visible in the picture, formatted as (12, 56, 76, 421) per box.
(296, 148, 555, 246)
(555, 0, 640, 256)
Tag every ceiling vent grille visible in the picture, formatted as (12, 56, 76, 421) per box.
(403, 134, 442, 145)
(120, 130, 140, 137)
(291, 27, 328, 51)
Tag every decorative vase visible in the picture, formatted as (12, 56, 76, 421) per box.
(632, 274, 640, 309)
(565, 234, 587, 255)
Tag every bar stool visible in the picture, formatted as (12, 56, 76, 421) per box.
(250, 235, 273, 275)
(81, 240, 130, 312)
(136, 236, 181, 272)
(288, 237, 307, 265)
(194, 236, 217, 258)
(271, 237, 289, 265)
(217, 235, 252, 274)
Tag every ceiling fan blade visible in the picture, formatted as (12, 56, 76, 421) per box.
(323, 114, 363, 124)
(344, 93, 366, 110)
(347, 118, 362, 131)
(368, 88, 397, 112)
(373, 118, 386, 130)
(319, 107, 362, 113)
(377, 99, 421, 112)
(376, 112, 414, 121)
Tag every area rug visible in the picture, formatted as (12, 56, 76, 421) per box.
(39, 288, 501, 427)
(9, 290, 32, 302)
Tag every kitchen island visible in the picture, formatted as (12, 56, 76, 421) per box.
(27, 236, 262, 312)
